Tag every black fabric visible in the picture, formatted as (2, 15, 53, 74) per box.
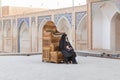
(59, 33, 67, 51)
(59, 33, 76, 57)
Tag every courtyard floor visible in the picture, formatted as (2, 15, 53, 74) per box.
(0, 55, 120, 80)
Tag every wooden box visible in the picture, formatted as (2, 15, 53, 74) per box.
(42, 21, 64, 63)
(50, 51, 64, 63)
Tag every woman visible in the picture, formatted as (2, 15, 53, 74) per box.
(59, 33, 77, 64)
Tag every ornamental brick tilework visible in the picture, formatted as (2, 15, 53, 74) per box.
(75, 11, 86, 29)
(37, 15, 51, 26)
(17, 18, 29, 28)
(54, 13, 72, 27)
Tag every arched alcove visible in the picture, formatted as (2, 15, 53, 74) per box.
(38, 19, 48, 53)
(111, 12, 120, 51)
(93, 7, 104, 49)
(4, 22, 12, 52)
(76, 15, 87, 50)
(57, 17, 71, 41)
(18, 21, 30, 53)
(92, 2, 117, 50)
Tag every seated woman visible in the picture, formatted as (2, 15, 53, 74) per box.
(59, 33, 77, 64)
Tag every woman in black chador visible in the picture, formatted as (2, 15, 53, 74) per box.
(59, 33, 77, 64)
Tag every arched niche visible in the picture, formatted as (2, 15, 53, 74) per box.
(111, 12, 120, 51)
(38, 19, 48, 53)
(57, 17, 71, 41)
(76, 15, 87, 50)
(92, 2, 118, 50)
(4, 21, 12, 52)
(18, 21, 30, 53)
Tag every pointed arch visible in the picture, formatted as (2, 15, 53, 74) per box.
(76, 15, 87, 50)
(57, 16, 71, 41)
(18, 21, 30, 53)
(4, 21, 12, 52)
(38, 19, 48, 53)
(111, 12, 120, 51)
(92, 1, 119, 50)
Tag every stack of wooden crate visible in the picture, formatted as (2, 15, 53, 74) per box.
(42, 21, 64, 63)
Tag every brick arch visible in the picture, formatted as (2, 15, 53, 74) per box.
(92, 1, 118, 50)
(37, 19, 48, 53)
(111, 12, 120, 51)
(76, 15, 87, 51)
(4, 21, 12, 52)
(18, 21, 30, 53)
(57, 16, 71, 42)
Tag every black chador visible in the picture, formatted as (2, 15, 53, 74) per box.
(59, 33, 77, 64)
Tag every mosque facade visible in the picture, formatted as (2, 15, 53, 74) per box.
(0, 5, 87, 54)
(0, 0, 120, 54)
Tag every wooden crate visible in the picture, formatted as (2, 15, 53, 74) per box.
(42, 47, 50, 62)
(50, 51, 64, 63)
(42, 21, 64, 63)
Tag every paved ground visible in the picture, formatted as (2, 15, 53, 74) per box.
(0, 55, 120, 80)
